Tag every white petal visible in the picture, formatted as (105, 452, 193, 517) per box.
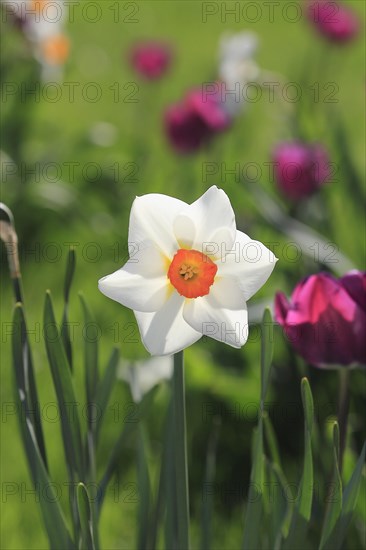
(98, 243, 171, 313)
(209, 276, 246, 310)
(183, 293, 248, 348)
(125, 241, 167, 278)
(217, 230, 277, 301)
(173, 213, 196, 249)
(208, 226, 236, 258)
(128, 194, 187, 259)
(134, 292, 202, 356)
(98, 242, 171, 312)
(173, 186, 236, 255)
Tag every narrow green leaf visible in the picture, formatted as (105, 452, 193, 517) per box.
(136, 425, 151, 550)
(201, 418, 221, 550)
(151, 397, 175, 550)
(61, 309, 73, 370)
(79, 294, 99, 487)
(242, 420, 264, 550)
(298, 378, 314, 521)
(265, 460, 289, 550)
(12, 308, 74, 549)
(301, 377, 314, 437)
(333, 421, 340, 463)
(284, 378, 314, 550)
(319, 423, 342, 550)
(173, 350, 190, 550)
(97, 386, 158, 513)
(12, 303, 48, 470)
(263, 412, 281, 468)
(77, 483, 96, 550)
(272, 463, 293, 541)
(79, 293, 99, 423)
(263, 412, 294, 546)
(341, 441, 366, 521)
(61, 248, 76, 370)
(25, 416, 75, 550)
(260, 308, 274, 404)
(44, 292, 84, 480)
(164, 449, 177, 550)
(324, 442, 366, 550)
(94, 347, 119, 440)
(64, 248, 76, 303)
(243, 310, 274, 549)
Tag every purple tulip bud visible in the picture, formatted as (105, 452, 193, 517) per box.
(275, 271, 366, 369)
(272, 142, 331, 200)
(129, 41, 172, 80)
(164, 88, 231, 154)
(307, 1, 359, 44)
(2, 2, 27, 31)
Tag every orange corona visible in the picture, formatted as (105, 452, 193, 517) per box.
(30, 0, 47, 14)
(42, 34, 70, 65)
(168, 249, 217, 299)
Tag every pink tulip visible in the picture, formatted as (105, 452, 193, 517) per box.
(307, 1, 359, 43)
(130, 41, 172, 80)
(272, 142, 331, 200)
(275, 272, 366, 368)
(165, 88, 231, 153)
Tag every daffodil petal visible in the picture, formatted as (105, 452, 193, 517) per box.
(210, 276, 246, 310)
(98, 269, 169, 313)
(183, 294, 248, 348)
(134, 291, 202, 355)
(173, 214, 196, 249)
(173, 186, 236, 253)
(216, 230, 277, 300)
(125, 241, 167, 278)
(205, 226, 236, 259)
(129, 194, 187, 258)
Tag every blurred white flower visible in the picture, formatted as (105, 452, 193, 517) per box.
(219, 31, 260, 117)
(119, 356, 173, 402)
(89, 122, 119, 148)
(3, 0, 69, 81)
(220, 31, 258, 63)
(99, 186, 277, 356)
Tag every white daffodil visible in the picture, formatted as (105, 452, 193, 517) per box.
(99, 186, 277, 356)
(219, 31, 260, 117)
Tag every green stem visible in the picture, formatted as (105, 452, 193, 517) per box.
(173, 351, 190, 550)
(201, 417, 220, 550)
(338, 369, 351, 473)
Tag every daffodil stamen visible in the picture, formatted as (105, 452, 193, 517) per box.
(179, 264, 199, 280)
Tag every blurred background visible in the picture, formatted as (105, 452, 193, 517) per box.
(1, 1, 365, 548)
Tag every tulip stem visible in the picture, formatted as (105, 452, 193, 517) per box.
(338, 369, 351, 473)
(173, 350, 190, 550)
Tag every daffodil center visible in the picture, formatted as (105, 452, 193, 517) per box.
(168, 249, 217, 299)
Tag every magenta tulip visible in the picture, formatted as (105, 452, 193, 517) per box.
(165, 88, 231, 153)
(307, 1, 359, 44)
(272, 142, 331, 200)
(130, 41, 171, 80)
(275, 271, 366, 368)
